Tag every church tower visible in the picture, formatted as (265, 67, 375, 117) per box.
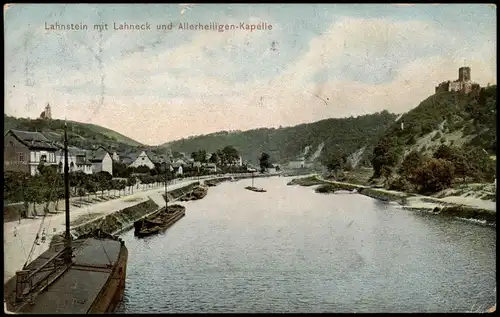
(39, 103, 52, 120)
(44, 103, 52, 119)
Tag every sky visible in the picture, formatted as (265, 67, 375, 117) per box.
(4, 4, 497, 145)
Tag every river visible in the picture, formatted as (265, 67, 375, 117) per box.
(117, 176, 496, 313)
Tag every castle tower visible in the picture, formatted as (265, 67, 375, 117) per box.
(458, 67, 471, 82)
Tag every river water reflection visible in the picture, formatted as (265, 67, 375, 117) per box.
(117, 176, 496, 313)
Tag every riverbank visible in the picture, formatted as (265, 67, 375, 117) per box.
(3, 178, 205, 282)
(50, 182, 201, 242)
(288, 175, 496, 225)
(56, 173, 280, 240)
(3, 173, 280, 223)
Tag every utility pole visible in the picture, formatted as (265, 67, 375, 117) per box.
(164, 158, 168, 209)
(63, 120, 72, 264)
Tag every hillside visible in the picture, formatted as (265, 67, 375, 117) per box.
(161, 111, 398, 165)
(371, 85, 496, 180)
(4, 115, 144, 152)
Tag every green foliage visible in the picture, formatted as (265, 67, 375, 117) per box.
(372, 85, 497, 180)
(324, 156, 343, 172)
(398, 150, 424, 180)
(432, 144, 495, 183)
(209, 153, 218, 163)
(389, 143, 496, 194)
(462, 146, 496, 183)
(315, 184, 337, 193)
(372, 136, 401, 177)
(113, 161, 132, 178)
(161, 111, 397, 165)
(134, 165, 151, 174)
(322, 153, 349, 175)
(259, 152, 272, 172)
(217, 146, 240, 166)
(413, 158, 455, 194)
(191, 149, 207, 163)
(387, 176, 413, 192)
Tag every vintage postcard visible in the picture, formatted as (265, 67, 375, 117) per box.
(3, 3, 496, 314)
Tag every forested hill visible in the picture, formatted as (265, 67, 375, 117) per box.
(371, 85, 497, 178)
(161, 111, 398, 165)
(4, 115, 144, 152)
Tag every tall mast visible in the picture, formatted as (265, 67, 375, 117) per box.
(164, 153, 168, 208)
(63, 120, 72, 264)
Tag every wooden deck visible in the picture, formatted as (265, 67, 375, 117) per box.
(4, 238, 123, 314)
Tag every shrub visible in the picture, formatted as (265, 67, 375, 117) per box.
(388, 177, 413, 192)
(315, 184, 337, 193)
(413, 158, 455, 194)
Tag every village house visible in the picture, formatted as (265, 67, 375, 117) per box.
(203, 162, 217, 173)
(288, 157, 306, 169)
(246, 164, 258, 172)
(171, 158, 187, 175)
(118, 152, 134, 166)
(88, 146, 113, 175)
(227, 155, 243, 166)
(193, 161, 202, 168)
(128, 150, 156, 169)
(112, 151, 120, 162)
(4, 129, 59, 176)
(267, 164, 281, 173)
(56, 146, 93, 174)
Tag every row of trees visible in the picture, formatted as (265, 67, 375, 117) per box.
(191, 145, 240, 166)
(3, 166, 183, 207)
(192, 146, 276, 173)
(4, 145, 278, 207)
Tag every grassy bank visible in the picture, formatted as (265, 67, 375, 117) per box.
(50, 182, 203, 244)
(289, 175, 496, 225)
(163, 182, 200, 202)
(51, 198, 160, 243)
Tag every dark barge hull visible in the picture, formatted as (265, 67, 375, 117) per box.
(135, 210, 185, 238)
(4, 235, 128, 314)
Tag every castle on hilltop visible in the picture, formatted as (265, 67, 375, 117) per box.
(39, 103, 52, 120)
(435, 67, 480, 94)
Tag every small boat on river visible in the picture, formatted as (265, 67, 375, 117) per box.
(245, 171, 266, 192)
(134, 204, 186, 238)
(245, 186, 267, 193)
